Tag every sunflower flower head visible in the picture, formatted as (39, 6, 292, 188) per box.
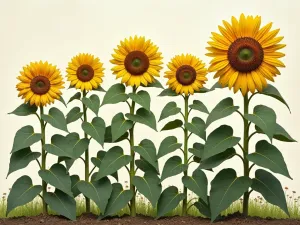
(16, 61, 64, 107)
(206, 13, 286, 95)
(66, 53, 105, 91)
(110, 35, 163, 87)
(164, 54, 208, 95)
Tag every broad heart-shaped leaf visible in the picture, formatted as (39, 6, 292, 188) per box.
(41, 107, 68, 132)
(6, 176, 42, 216)
(210, 169, 252, 222)
(126, 108, 157, 131)
(44, 189, 76, 221)
(77, 177, 112, 213)
(161, 119, 183, 131)
(44, 132, 89, 159)
(199, 148, 236, 170)
(70, 175, 81, 197)
(101, 83, 128, 105)
(104, 126, 128, 143)
(128, 90, 151, 111)
(255, 123, 296, 142)
(142, 78, 164, 89)
(135, 157, 159, 174)
(58, 157, 75, 171)
(7, 147, 41, 177)
(247, 140, 292, 179)
(8, 103, 37, 116)
(185, 117, 206, 141)
(245, 105, 276, 141)
(58, 95, 67, 107)
(133, 139, 158, 173)
(202, 125, 240, 160)
(161, 156, 188, 182)
(189, 142, 204, 159)
(182, 168, 208, 203)
(66, 107, 83, 124)
(189, 100, 209, 114)
(82, 94, 100, 116)
(156, 186, 185, 219)
(111, 113, 133, 142)
(159, 102, 181, 122)
(38, 163, 73, 197)
(194, 197, 211, 218)
(68, 92, 81, 104)
(252, 169, 289, 216)
(206, 97, 239, 129)
(157, 136, 182, 159)
(158, 88, 177, 97)
(261, 84, 290, 112)
(94, 146, 131, 180)
(11, 125, 42, 153)
(82, 117, 105, 147)
(133, 172, 162, 207)
(99, 183, 133, 219)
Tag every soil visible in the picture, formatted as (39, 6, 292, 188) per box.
(1, 213, 300, 225)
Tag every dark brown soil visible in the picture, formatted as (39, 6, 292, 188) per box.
(1, 213, 300, 225)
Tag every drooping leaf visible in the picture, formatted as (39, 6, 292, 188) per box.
(255, 123, 296, 142)
(261, 84, 290, 112)
(58, 96, 67, 107)
(188, 143, 204, 159)
(70, 175, 81, 197)
(41, 107, 68, 132)
(158, 88, 177, 97)
(161, 156, 188, 182)
(194, 197, 211, 218)
(128, 90, 151, 111)
(161, 119, 183, 131)
(133, 139, 158, 172)
(189, 100, 209, 114)
(126, 108, 157, 131)
(111, 113, 133, 142)
(68, 92, 81, 104)
(199, 148, 235, 170)
(66, 107, 83, 124)
(82, 117, 105, 147)
(142, 78, 164, 89)
(101, 83, 128, 105)
(104, 126, 128, 143)
(159, 102, 181, 122)
(135, 158, 159, 174)
(185, 117, 206, 140)
(82, 94, 100, 116)
(157, 136, 182, 159)
(8, 103, 37, 116)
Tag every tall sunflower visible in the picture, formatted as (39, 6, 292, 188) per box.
(165, 54, 208, 95)
(110, 35, 163, 87)
(66, 53, 105, 91)
(16, 61, 64, 107)
(206, 13, 285, 95)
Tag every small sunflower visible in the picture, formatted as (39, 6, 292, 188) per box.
(66, 53, 105, 91)
(164, 54, 208, 95)
(16, 61, 64, 107)
(206, 13, 285, 95)
(110, 35, 163, 87)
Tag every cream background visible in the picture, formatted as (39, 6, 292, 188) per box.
(0, 0, 299, 200)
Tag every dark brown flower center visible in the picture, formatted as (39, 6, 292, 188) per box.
(77, 64, 94, 82)
(176, 65, 197, 85)
(30, 76, 50, 95)
(124, 51, 149, 75)
(228, 37, 264, 72)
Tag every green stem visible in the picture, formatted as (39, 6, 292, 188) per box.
(182, 95, 189, 216)
(40, 106, 48, 214)
(82, 90, 90, 213)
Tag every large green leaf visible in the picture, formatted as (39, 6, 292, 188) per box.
(104, 126, 128, 143)
(156, 186, 185, 219)
(206, 98, 239, 128)
(135, 157, 159, 174)
(6, 176, 42, 216)
(41, 107, 68, 132)
(261, 84, 290, 112)
(255, 123, 296, 142)
(247, 140, 292, 179)
(77, 177, 112, 213)
(94, 146, 131, 180)
(82, 117, 105, 147)
(202, 125, 240, 160)
(245, 105, 276, 141)
(8, 103, 37, 116)
(126, 108, 157, 131)
(185, 117, 206, 140)
(189, 143, 204, 159)
(182, 168, 208, 203)
(133, 139, 158, 172)
(58, 96, 67, 108)
(82, 94, 100, 116)
(101, 83, 128, 105)
(66, 107, 83, 124)
(7, 147, 41, 177)
(11, 125, 42, 153)
(38, 163, 73, 196)
(161, 156, 188, 182)
(252, 169, 289, 216)
(159, 102, 181, 122)
(111, 113, 133, 142)
(210, 168, 252, 222)
(44, 189, 76, 220)
(161, 119, 183, 131)
(99, 183, 133, 219)
(142, 78, 164, 89)
(189, 100, 209, 114)
(44, 132, 89, 159)
(158, 88, 177, 97)
(67, 92, 81, 104)
(157, 136, 182, 159)
(133, 172, 162, 207)
(70, 175, 81, 197)
(128, 90, 151, 111)
(199, 148, 235, 169)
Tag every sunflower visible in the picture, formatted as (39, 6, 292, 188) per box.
(110, 35, 163, 87)
(16, 61, 64, 107)
(66, 53, 105, 91)
(164, 54, 208, 95)
(206, 13, 285, 95)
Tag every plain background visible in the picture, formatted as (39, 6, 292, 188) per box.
(0, 0, 299, 201)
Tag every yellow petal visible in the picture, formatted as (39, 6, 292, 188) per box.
(251, 71, 262, 91)
(247, 73, 256, 93)
(228, 71, 239, 89)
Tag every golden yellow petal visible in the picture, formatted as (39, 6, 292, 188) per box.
(121, 72, 131, 83)
(251, 71, 262, 91)
(208, 60, 229, 72)
(263, 57, 285, 67)
(246, 73, 256, 93)
(239, 13, 247, 37)
(251, 16, 261, 37)
(210, 56, 228, 64)
(259, 29, 280, 44)
(264, 52, 285, 58)
(207, 41, 229, 50)
(231, 16, 241, 38)
(255, 22, 272, 41)
(218, 25, 235, 43)
(35, 95, 41, 107)
(240, 74, 248, 95)
(228, 71, 239, 89)
(222, 20, 237, 40)
(262, 36, 284, 48)
(211, 32, 231, 46)
(264, 44, 286, 52)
